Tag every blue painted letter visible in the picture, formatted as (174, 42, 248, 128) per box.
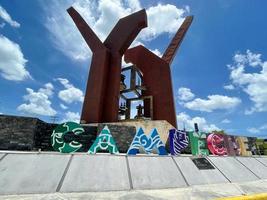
(169, 129, 189, 155)
(127, 128, 167, 155)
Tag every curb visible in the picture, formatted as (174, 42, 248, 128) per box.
(216, 193, 267, 200)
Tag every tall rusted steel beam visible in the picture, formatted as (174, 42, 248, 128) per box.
(67, 7, 109, 123)
(67, 7, 147, 123)
(162, 16, 193, 65)
(102, 9, 147, 122)
(67, 7, 105, 51)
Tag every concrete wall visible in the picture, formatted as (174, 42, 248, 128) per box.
(0, 153, 70, 194)
(174, 156, 229, 185)
(60, 154, 130, 192)
(128, 156, 187, 189)
(236, 157, 267, 179)
(208, 156, 259, 182)
(1, 151, 267, 195)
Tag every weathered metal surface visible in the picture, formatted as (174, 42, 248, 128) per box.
(124, 45, 177, 127)
(124, 16, 193, 128)
(162, 16, 193, 64)
(68, 7, 147, 124)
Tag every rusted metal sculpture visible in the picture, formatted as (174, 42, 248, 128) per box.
(67, 7, 147, 123)
(124, 16, 193, 128)
(68, 6, 193, 128)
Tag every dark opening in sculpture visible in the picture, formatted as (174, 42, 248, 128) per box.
(67, 7, 193, 128)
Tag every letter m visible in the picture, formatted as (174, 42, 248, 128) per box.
(127, 128, 167, 155)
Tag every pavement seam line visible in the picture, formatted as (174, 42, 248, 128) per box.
(171, 156, 189, 186)
(56, 154, 74, 192)
(255, 157, 267, 168)
(0, 153, 8, 163)
(206, 157, 232, 183)
(234, 157, 261, 180)
(125, 155, 133, 190)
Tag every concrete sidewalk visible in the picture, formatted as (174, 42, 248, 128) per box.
(1, 180, 267, 200)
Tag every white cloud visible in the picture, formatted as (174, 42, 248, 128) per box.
(0, 35, 31, 81)
(127, 0, 141, 11)
(233, 50, 262, 67)
(57, 78, 84, 104)
(223, 84, 235, 90)
(221, 119, 231, 124)
(61, 111, 80, 123)
(17, 83, 56, 116)
(247, 123, 267, 135)
(229, 50, 267, 114)
(247, 127, 260, 134)
(184, 95, 241, 112)
(39, 82, 54, 96)
(43, 0, 188, 61)
(176, 112, 220, 132)
(150, 48, 162, 57)
(0, 5, 20, 28)
(60, 103, 68, 110)
(177, 87, 195, 101)
(139, 3, 187, 41)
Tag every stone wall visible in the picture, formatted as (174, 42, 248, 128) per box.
(0, 115, 137, 153)
(0, 115, 99, 152)
(34, 120, 58, 151)
(0, 115, 37, 150)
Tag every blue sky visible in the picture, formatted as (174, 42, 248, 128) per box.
(0, 0, 267, 137)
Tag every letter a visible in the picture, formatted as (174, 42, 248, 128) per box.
(88, 125, 119, 154)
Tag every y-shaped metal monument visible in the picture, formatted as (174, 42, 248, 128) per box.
(67, 7, 147, 124)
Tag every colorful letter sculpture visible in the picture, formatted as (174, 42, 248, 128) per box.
(247, 137, 257, 155)
(188, 131, 209, 156)
(169, 129, 189, 155)
(51, 122, 84, 153)
(51, 121, 264, 156)
(223, 135, 240, 156)
(127, 128, 167, 155)
(237, 137, 252, 156)
(88, 126, 119, 154)
(207, 133, 227, 156)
